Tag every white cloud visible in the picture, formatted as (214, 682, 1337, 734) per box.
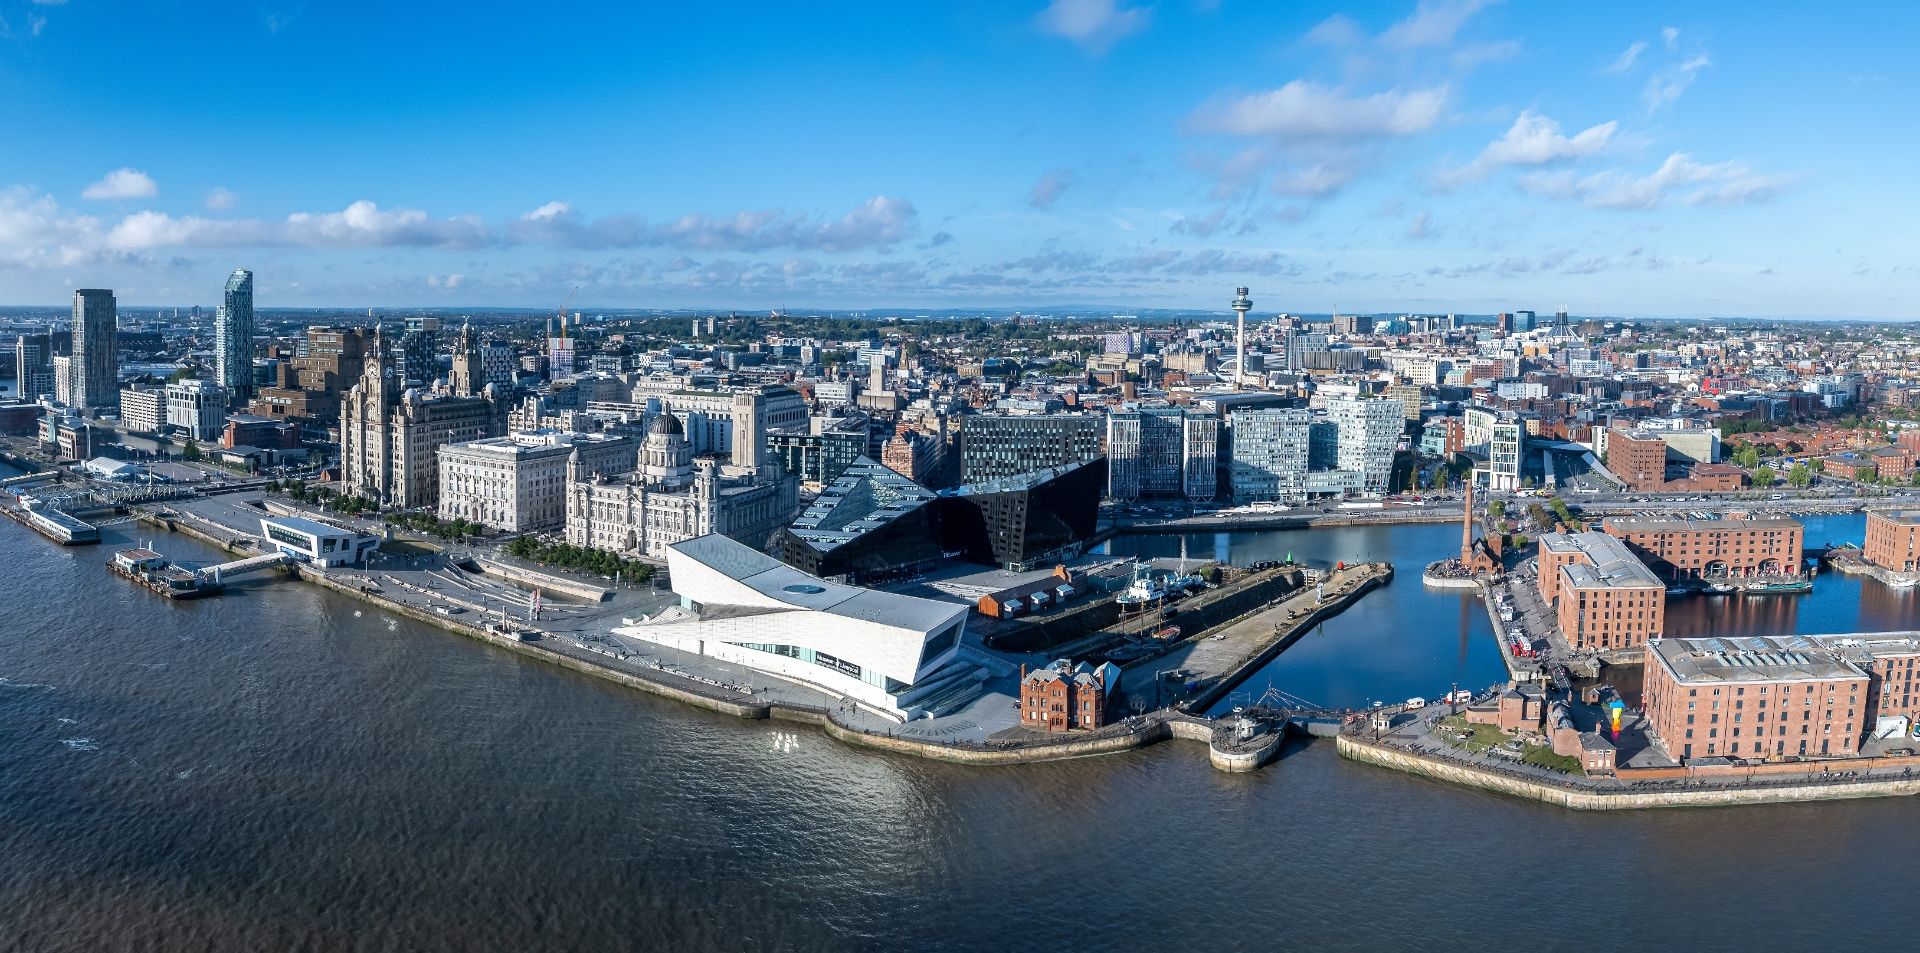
(1434, 110, 1616, 187)
(1191, 81, 1451, 140)
(81, 168, 158, 201)
(1035, 0, 1149, 54)
(1027, 168, 1076, 209)
(1407, 211, 1435, 240)
(1646, 52, 1710, 110)
(1270, 161, 1357, 197)
(1662, 26, 1680, 51)
(1518, 152, 1794, 210)
(513, 195, 918, 252)
(1480, 110, 1617, 165)
(0, 187, 919, 275)
(1304, 14, 1363, 46)
(523, 200, 571, 222)
(283, 201, 488, 247)
(0, 187, 107, 268)
(204, 187, 238, 210)
(427, 274, 465, 289)
(1451, 39, 1520, 69)
(1603, 40, 1647, 74)
(1380, 0, 1496, 51)
(30, 1, 71, 6)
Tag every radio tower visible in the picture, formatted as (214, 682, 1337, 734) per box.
(1231, 286, 1252, 391)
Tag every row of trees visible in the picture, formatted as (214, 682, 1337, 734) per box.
(502, 536, 655, 583)
(262, 479, 378, 515)
(387, 510, 486, 542)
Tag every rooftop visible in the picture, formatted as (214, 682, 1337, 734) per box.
(1602, 515, 1802, 532)
(786, 456, 937, 552)
(1872, 511, 1920, 525)
(947, 456, 1101, 497)
(262, 514, 365, 539)
(1650, 636, 1868, 684)
(1542, 531, 1663, 590)
(662, 534, 964, 635)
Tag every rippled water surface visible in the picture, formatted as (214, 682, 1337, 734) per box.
(2, 509, 1915, 952)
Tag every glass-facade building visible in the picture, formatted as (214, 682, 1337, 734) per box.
(215, 268, 255, 403)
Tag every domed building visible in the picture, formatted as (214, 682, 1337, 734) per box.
(640, 412, 693, 489)
(565, 411, 800, 559)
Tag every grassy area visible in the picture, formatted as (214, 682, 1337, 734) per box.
(1520, 747, 1582, 774)
(380, 540, 440, 557)
(1436, 715, 1580, 774)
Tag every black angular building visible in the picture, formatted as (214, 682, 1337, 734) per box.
(776, 456, 1106, 582)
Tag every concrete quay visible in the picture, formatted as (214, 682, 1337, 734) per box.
(1339, 731, 1920, 811)
(132, 500, 1305, 773)
(1826, 548, 1920, 588)
(1122, 562, 1393, 712)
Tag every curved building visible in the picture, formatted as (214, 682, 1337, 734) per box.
(615, 534, 971, 720)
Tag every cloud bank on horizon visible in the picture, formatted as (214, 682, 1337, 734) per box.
(0, 0, 1908, 318)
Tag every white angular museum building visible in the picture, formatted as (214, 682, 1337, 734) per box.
(613, 534, 975, 720)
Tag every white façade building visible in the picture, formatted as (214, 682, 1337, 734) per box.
(437, 429, 635, 532)
(259, 515, 380, 567)
(612, 534, 971, 721)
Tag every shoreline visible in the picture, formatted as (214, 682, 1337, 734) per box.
(140, 510, 1297, 772)
(118, 509, 1920, 806)
(1338, 733, 1920, 810)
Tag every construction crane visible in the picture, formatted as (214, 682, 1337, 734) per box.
(555, 285, 579, 337)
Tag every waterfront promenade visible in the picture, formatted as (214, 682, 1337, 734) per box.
(1340, 710, 1920, 810)
(123, 492, 1373, 773)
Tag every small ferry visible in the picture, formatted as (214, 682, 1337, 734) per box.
(1741, 578, 1813, 595)
(108, 548, 221, 600)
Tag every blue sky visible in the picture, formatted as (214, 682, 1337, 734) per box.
(0, 0, 1914, 317)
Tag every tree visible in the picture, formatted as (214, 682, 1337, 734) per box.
(1733, 445, 1762, 469)
(1752, 465, 1776, 486)
(1488, 499, 1506, 519)
(1855, 466, 1877, 483)
(168, 367, 198, 383)
(182, 440, 202, 462)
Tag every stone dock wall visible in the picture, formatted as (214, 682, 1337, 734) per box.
(1339, 734, 1920, 809)
(137, 509, 1291, 772)
(1185, 564, 1390, 712)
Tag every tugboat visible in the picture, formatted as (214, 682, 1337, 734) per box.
(1114, 566, 1167, 608)
(108, 547, 221, 599)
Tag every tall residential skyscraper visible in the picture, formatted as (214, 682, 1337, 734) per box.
(1329, 396, 1404, 497)
(215, 268, 256, 403)
(14, 332, 55, 401)
(70, 288, 118, 408)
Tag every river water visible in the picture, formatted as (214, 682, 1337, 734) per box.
(4, 506, 1917, 952)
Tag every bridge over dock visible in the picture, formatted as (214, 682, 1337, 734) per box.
(197, 551, 289, 583)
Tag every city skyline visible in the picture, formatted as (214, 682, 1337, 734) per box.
(1, 1, 1914, 318)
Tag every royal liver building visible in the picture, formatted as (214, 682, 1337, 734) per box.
(340, 326, 510, 509)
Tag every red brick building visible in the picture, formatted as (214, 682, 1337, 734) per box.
(1607, 426, 1671, 492)
(1645, 636, 1868, 762)
(1601, 514, 1804, 581)
(1019, 659, 1121, 732)
(1538, 531, 1666, 651)
(1864, 511, 1920, 574)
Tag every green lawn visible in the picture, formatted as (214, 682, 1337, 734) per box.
(1436, 715, 1580, 774)
(379, 540, 440, 557)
